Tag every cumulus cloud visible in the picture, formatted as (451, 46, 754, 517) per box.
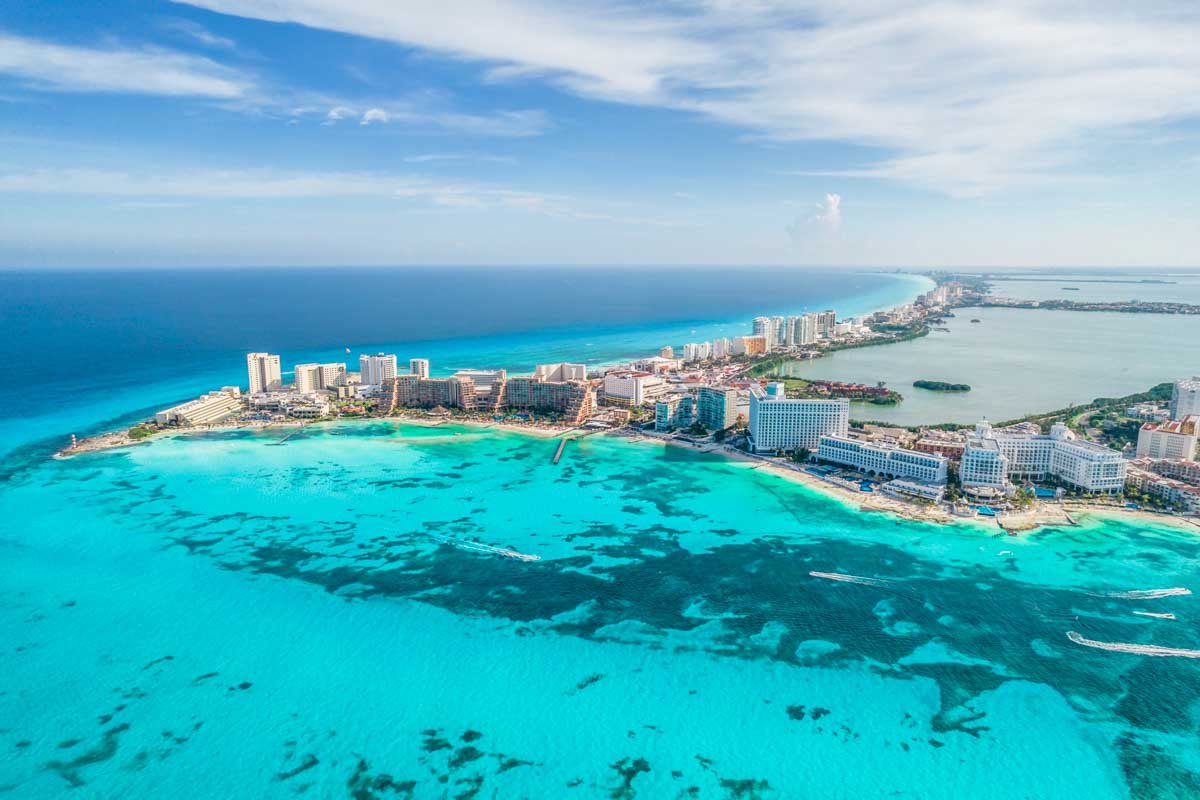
(811, 193, 841, 231)
(787, 192, 842, 244)
(173, 0, 1200, 194)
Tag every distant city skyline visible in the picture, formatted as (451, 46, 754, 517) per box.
(2, 2, 1200, 268)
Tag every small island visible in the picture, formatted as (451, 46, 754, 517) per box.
(913, 380, 971, 392)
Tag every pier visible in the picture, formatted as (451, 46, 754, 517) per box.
(552, 437, 568, 464)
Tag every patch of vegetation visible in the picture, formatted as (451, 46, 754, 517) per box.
(128, 426, 154, 440)
(913, 380, 971, 392)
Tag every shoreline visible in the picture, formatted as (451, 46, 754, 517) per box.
(623, 431, 1199, 536)
(54, 413, 1197, 536)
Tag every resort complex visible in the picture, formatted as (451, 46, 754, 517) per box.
(75, 281, 1200, 524)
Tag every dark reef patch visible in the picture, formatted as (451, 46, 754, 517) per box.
(43, 723, 131, 788)
(608, 756, 651, 799)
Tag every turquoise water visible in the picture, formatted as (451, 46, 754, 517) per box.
(782, 306, 1200, 426)
(3, 422, 1200, 798)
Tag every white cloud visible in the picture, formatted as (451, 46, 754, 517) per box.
(294, 102, 546, 136)
(0, 165, 569, 214)
(0, 32, 250, 98)
(164, 18, 240, 51)
(173, 0, 1200, 194)
(811, 193, 841, 231)
(787, 192, 841, 244)
(360, 107, 389, 125)
(323, 105, 354, 124)
(0, 32, 547, 138)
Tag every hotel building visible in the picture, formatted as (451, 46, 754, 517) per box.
(409, 358, 430, 379)
(792, 314, 818, 346)
(1136, 416, 1200, 460)
(817, 435, 948, 484)
(534, 362, 587, 382)
(359, 353, 398, 386)
(747, 383, 849, 452)
(1169, 377, 1200, 420)
(390, 374, 474, 410)
(246, 352, 282, 394)
(960, 420, 1126, 495)
(655, 395, 694, 431)
(731, 336, 767, 356)
(682, 342, 711, 362)
(696, 386, 738, 431)
(505, 375, 595, 424)
(452, 369, 507, 412)
(294, 362, 347, 393)
(1125, 465, 1200, 512)
(603, 371, 669, 406)
(156, 387, 243, 426)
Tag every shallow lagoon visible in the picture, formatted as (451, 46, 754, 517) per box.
(782, 306, 1200, 426)
(3, 422, 1199, 798)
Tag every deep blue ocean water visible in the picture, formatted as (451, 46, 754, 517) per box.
(0, 267, 929, 457)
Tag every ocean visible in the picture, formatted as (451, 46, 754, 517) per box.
(2, 267, 1198, 799)
(0, 267, 928, 458)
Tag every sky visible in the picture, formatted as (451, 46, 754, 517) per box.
(1, 1, 1199, 268)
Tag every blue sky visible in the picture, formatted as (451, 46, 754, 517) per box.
(2, 1, 1199, 268)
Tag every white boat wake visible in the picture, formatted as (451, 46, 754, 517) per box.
(1095, 587, 1191, 600)
(1066, 631, 1200, 658)
(809, 571, 892, 588)
(431, 535, 541, 561)
(1133, 611, 1177, 620)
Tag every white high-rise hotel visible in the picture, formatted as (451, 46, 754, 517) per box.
(359, 353, 398, 386)
(1170, 377, 1200, 420)
(960, 420, 1126, 494)
(748, 382, 849, 452)
(246, 352, 282, 394)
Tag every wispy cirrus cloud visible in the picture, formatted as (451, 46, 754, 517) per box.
(0, 31, 250, 97)
(0, 31, 548, 138)
(0, 165, 559, 212)
(173, 0, 1200, 194)
(0, 164, 684, 226)
(305, 102, 547, 136)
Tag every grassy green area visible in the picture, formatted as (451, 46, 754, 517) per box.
(854, 382, 1173, 434)
(913, 380, 971, 392)
(128, 425, 154, 440)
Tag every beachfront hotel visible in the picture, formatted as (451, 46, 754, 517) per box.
(534, 362, 587, 382)
(816, 435, 948, 484)
(1136, 416, 1200, 460)
(697, 386, 738, 431)
(747, 383, 849, 452)
(155, 387, 243, 426)
(603, 371, 669, 406)
(294, 362, 347, 393)
(960, 420, 1126, 495)
(409, 358, 430, 379)
(655, 394, 694, 431)
(246, 352, 282, 394)
(505, 374, 595, 424)
(359, 353, 398, 386)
